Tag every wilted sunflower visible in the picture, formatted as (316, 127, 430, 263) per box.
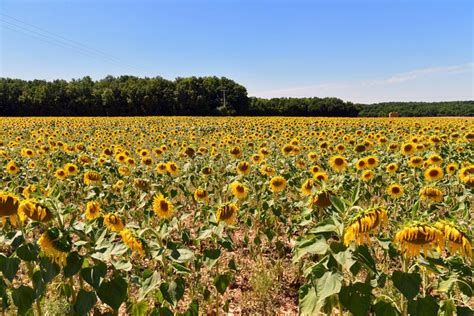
(328, 155, 348, 172)
(269, 176, 287, 193)
(0, 192, 20, 217)
(103, 213, 124, 232)
(459, 165, 474, 186)
(194, 188, 209, 204)
(344, 207, 388, 246)
(309, 190, 333, 208)
(166, 162, 179, 176)
(121, 229, 145, 256)
(300, 179, 315, 196)
(394, 224, 444, 258)
(386, 184, 404, 199)
(230, 181, 248, 199)
(419, 186, 444, 203)
(152, 194, 174, 219)
(435, 221, 472, 258)
(424, 166, 444, 181)
(84, 171, 101, 186)
(85, 201, 101, 220)
(38, 228, 71, 266)
(18, 200, 53, 222)
(216, 203, 238, 225)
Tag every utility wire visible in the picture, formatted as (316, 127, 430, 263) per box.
(1, 14, 147, 74)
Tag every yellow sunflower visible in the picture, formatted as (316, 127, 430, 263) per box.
(216, 203, 238, 225)
(230, 181, 248, 200)
(85, 201, 101, 220)
(269, 176, 287, 193)
(64, 163, 79, 176)
(103, 213, 124, 232)
(344, 207, 388, 246)
(236, 161, 251, 175)
(166, 162, 179, 176)
(152, 194, 174, 219)
(386, 184, 404, 199)
(84, 171, 101, 186)
(300, 179, 315, 196)
(394, 224, 444, 258)
(5, 161, 20, 175)
(328, 155, 348, 172)
(424, 166, 444, 182)
(194, 188, 209, 204)
(121, 229, 145, 256)
(435, 221, 472, 258)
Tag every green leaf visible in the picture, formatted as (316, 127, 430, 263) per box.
(330, 196, 345, 212)
(299, 284, 318, 315)
(16, 243, 39, 261)
(203, 248, 221, 260)
(39, 257, 60, 283)
(457, 306, 474, 316)
(182, 299, 199, 316)
(339, 282, 372, 316)
(131, 301, 149, 316)
(81, 261, 106, 289)
(63, 252, 84, 277)
(12, 285, 35, 315)
(391, 271, 421, 300)
(138, 271, 161, 301)
(301, 271, 342, 314)
(170, 248, 194, 263)
(0, 255, 20, 282)
(112, 259, 132, 271)
(293, 235, 329, 262)
(309, 218, 338, 235)
(408, 295, 439, 316)
(73, 290, 97, 316)
(160, 277, 185, 306)
(97, 275, 127, 311)
(214, 273, 231, 294)
(354, 245, 377, 272)
(374, 300, 400, 316)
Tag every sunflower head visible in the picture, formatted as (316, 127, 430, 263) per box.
(387, 184, 404, 199)
(216, 203, 238, 225)
(329, 155, 348, 172)
(152, 194, 174, 219)
(344, 207, 388, 246)
(230, 181, 248, 199)
(194, 188, 209, 203)
(424, 166, 444, 182)
(301, 179, 315, 196)
(166, 162, 179, 176)
(269, 176, 287, 193)
(435, 221, 472, 258)
(38, 228, 71, 266)
(84, 171, 102, 186)
(18, 200, 53, 222)
(309, 190, 333, 208)
(236, 161, 251, 175)
(85, 201, 101, 220)
(103, 213, 124, 232)
(419, 186, 444, 203)
(394, 224, 444, 258)
(0, 192, 20, 217)
(121, 229, 145, 256)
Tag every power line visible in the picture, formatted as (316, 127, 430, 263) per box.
(1, 14, 147, 74)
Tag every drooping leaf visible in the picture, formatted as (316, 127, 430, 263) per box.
(339, 282, 372, 316)
(97, 275, 127, 311)
(73, 289, 97, 316)
(392, 271, 421, 300)
(12, 285, 35, 315)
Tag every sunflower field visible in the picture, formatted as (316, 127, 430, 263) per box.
(0, 117, 473, 315)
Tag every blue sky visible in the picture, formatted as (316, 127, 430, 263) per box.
(1, 0, 472, 103)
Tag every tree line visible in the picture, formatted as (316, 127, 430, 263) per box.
(0, 76, 472, 116)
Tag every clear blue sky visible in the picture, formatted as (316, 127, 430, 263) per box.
(1, 0, 473, 103)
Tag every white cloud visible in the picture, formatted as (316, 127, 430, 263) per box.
(250, 63, 474, 103)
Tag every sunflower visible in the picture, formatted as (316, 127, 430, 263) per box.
(328, 155, 348, 172)
(313, 171, 329, 182)
(166, 162, 179, 176)
(408, 156, 424, 168)
(85, 201, 101, 220)
(251, 154, 263, 164)
(230, 181, 248, 200)
(18, 200, 52, 222)
(445, 163, 458, 174)
(309, 190, 333, 208)
(236, 161, 251, 175)
(424, 166, 444, 182)
(38, 229, 70, 266)
(435, 222, 472, 258)
(5, 161, 20, 175)
(194, 188, 209, 204)
(216, 203, 238, 225)
(419, 186, 443, 203)
(307, 151, 318, 161)
(309, 165, 322, 175)
(0, 192, 20, 217)
(365, 156, 379, 169)
(55, 169, 66, 180)
(120, 229, 145, 256)
(401, 142, 416, 156)
(386, 184, 404, 199)
(300, 179, 315, 196)
(281, 144, 294, 156)
(64, 163, 79, 176)
(394, 224, 444, 258)
(427, 154, 443, 166)
(229, 146, 242, 159)
(386, 163, 398, 174)
(156, 162, 167, 174)
(459, 165, 474, 186)
(361, 170, 375, 182)
(103, 213, 124, 232)
(152, 194, 174, 219)
(260, 165, 276, 177)
(113, 180, 125, 191)
(269, 176, 287, 193)
(355, 158, 367, 170)
(84, 171, 101, 186)
(344, 207, 388, 246)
